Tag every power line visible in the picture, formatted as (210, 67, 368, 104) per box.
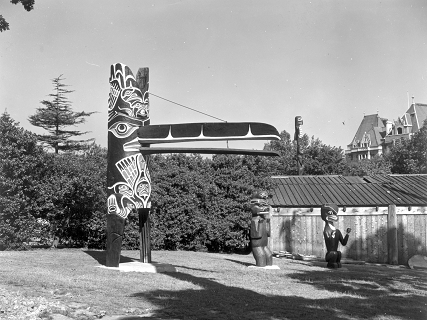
(150, 92, 227, 122)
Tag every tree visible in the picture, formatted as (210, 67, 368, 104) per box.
(28, 75, 95, 153)
(0, 112, 52, 249)
(263, 129, 299, 175)
(40, 143, 108, 248)
(149, 153, 273, 252)
(150, 154, 214, 251)
(0, 16, 9, 32)
(0, 0, 35, 32)
(264, 130, 348, 175)
(386, 119, 427, 174)
(302, 137, 348, 175)
(344, 155, 391, 176)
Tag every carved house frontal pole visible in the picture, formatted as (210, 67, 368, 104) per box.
(106, 63, 151, 267)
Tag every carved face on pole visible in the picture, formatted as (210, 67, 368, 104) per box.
(294, 116, 303, 141)
(250, 190, 270, 216)
(321, 203, 339, 223)
(107, 63, 151, 219)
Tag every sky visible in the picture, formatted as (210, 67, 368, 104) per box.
(1, 0, 426, 152)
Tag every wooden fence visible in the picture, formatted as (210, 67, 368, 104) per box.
(270, 206, 427, 265)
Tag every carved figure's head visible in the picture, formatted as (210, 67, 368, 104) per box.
(250, 190, 270, 215)
(295, 116, 303, 128)
(108, 63, 149, 140)
(321, 203, 339, 223)
(294, 116, 303, 140)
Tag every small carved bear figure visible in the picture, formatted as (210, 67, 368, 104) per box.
(250, 190, 273, 267)
(321, 203, 351, 269)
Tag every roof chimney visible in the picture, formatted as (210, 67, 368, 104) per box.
(412, 96, 415, 105)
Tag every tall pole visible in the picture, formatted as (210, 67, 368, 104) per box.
(135, 68, 151, 263)
(106, 63, 151, 267)
(294, 116, 303, 175)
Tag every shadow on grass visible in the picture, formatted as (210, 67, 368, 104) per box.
(225, 258, 253, 267)
(286, 266, 427, 320)
(131, 264, 427, 320)
(83, 250, 135, 266)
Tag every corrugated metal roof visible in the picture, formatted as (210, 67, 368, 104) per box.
(270, 174, 427, 207)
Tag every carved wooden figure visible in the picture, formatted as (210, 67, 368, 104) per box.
(250, 190, 273, 267)
(321, 203, 351, 268)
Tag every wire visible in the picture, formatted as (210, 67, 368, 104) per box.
(150, 92, 227, 122)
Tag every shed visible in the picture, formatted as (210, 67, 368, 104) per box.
(269, 174, 427, 265)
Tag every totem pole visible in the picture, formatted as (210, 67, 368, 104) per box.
(106, 63, 151, 267)
(321, 203, 351, 269)
(294, 116, 303, 175)
(249, 190, 273, 267)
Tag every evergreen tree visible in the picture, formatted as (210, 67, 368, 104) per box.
(28, 75, 95, 153)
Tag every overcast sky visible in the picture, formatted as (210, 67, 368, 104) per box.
(1, 0, 426, 151)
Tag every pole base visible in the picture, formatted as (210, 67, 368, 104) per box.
(248, 265, 280, 270)
(97, 261, 176, 273)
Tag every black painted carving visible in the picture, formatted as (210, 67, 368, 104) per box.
(321, 203, 351, 268)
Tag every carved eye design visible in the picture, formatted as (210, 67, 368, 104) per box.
(122, 89, 133, 98)
(108, 121, 139, 138)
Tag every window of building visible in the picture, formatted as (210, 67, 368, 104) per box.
(397, 127, 403, 134)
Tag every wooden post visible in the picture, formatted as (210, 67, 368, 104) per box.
(141, 216, 151, 263)
(387, 204, 398, 265)
(138, 208, 151, 263)
(135, 67, 152, 263)
(268, 207, 274, 253)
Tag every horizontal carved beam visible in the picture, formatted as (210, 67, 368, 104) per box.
(139, 147, 280, 156)
(123, 122, 280, 151)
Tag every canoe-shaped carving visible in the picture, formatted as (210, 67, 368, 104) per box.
(139, 147, 280, 156)
(122, 122, 280, 151)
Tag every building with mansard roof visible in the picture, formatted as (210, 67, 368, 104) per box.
(345, 98, 427, 162)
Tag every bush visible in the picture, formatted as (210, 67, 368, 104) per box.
(0, 112, 52, 249)
(149, 154, 274, 252)
(42, 144, 108, 248)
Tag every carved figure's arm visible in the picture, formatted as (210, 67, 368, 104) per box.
(339, 230, 350, 246)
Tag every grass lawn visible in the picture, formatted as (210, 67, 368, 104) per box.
(0, 249, 426, 320)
